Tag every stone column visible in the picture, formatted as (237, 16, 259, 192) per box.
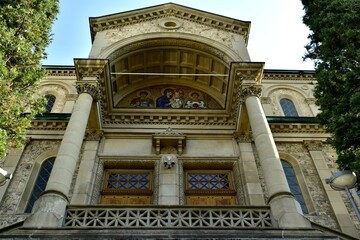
(24, 83, 99, 227)
(304, 141, 359, 238)
(235, 134, 265, 205)
(158, 155, 180, 205)
(241, 85, 310, 228)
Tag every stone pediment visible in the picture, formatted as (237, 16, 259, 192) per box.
(89, 3, 250, 44)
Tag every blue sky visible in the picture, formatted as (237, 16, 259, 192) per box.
(43, 0, 314, 70)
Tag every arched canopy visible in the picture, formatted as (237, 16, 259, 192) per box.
(108, 38, 231, 108)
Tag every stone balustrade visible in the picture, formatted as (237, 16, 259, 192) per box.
(64, 205, 272, 228)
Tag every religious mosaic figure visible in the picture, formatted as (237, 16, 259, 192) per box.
(130, 90, 154, 108)
(185, 91, 206, 108)
(170, 88, 185, 108)
(156, 88, 174, 108)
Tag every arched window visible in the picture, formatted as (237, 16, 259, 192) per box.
(44, 94, 56, 113)
(281, 160, 308, 214)
(280, 98, 298, 116)
(25, 157, 55, 213)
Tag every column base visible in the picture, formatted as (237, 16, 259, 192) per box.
(23, 192, 68, 228)
(270, 195, 311, 228)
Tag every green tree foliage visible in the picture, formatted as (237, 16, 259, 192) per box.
(302, 0, 360, 173)
(0, 0, 59, 157)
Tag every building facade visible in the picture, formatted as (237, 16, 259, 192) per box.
(0, 3, 359, 239)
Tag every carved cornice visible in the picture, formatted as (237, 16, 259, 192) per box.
(29, 120, 68, 130)
(101, 115, 234, 127)
(263, 71, 316, 81)
(304, 140, 323, 151)
(45, 68, 76, 76)
(74, 59, 109, 80)
(270, 123, 326, 134)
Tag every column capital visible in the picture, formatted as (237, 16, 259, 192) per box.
(240, 85, 262, 101)
(76, 82, 100, 101)
(234, 132, 253, 143)
(304, 140, 323, 151)
(85, 129, 104, 141)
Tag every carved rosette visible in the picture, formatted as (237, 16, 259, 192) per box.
(76, 83, 100, 101)
(304, 140, 323, 151)
(240, 85, 262, 103)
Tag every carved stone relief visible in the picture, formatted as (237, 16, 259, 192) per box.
(252, 143, 268, 202)
(0, 140, 60, 228)
(268, 88, 313, 116)
(105, 18, 239, 57)
(276, 142, 340, 230)
(40, 84, 69, 113)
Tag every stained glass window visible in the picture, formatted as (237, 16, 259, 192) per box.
(45, 94, 56, 113)
(280, 98, 299, 116)
(185, 170, 236, 205)
(187, 172, 230, 190)
(101, 170, 153, 205)
(106, 172, 150, 190)
(281, 160, 308, 214)
(25, 157, 55, 213)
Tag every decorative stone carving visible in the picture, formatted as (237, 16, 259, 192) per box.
(261, 97, 271, 104)
(90, 160, 104, 204)
(152, 128, 186, 155)
(306, 98, 316, 104)
(0, 140, 60, 228)
(76, 83, 100, 101)
(240, 85, 262, 100)
(304, 140, 323, 151)
(158, 18, 183, 30)
(40, 84, 69, 113)
(276, 142, 340, 230)
(234, 133, 252, 143)
(85, 129, 104, 141)
(268, 88, 313, 116)
(95, 6, 249, 45)
(66, 94, 78, 101)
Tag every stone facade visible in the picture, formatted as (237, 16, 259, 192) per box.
(0, 3, 358, 239)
